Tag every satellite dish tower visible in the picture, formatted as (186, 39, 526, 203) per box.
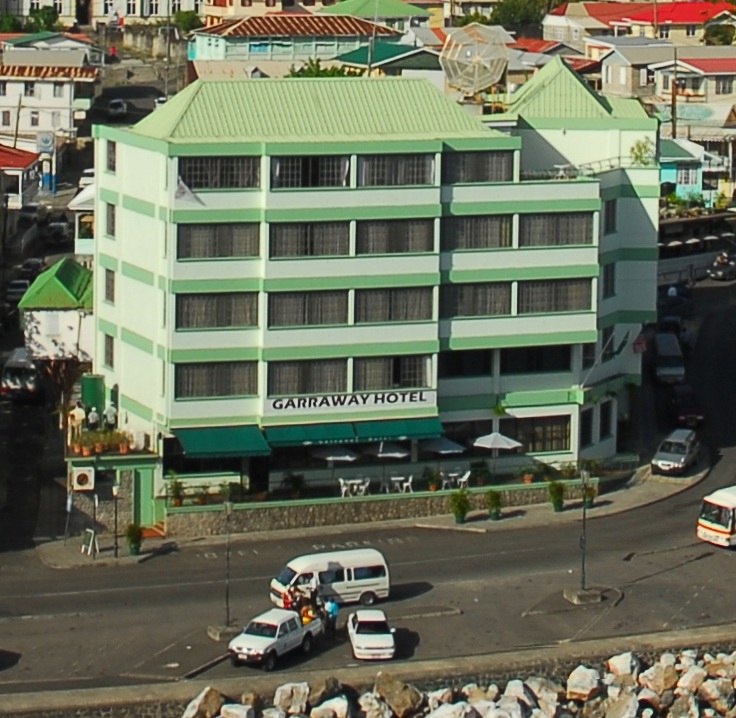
(440, 23, 509, 98)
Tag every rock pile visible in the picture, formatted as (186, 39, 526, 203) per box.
(180, 649, 736, 718)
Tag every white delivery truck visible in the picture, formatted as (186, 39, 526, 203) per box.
(270, 548, 390, 607)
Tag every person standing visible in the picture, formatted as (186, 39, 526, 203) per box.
(324, 597, 339, 639)
(68, 401, 86, 442)
(103, 402, 117, 431)
(87, 406, 100, 431)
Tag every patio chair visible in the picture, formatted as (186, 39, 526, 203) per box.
(441, 472, 453, 490)
(338, 478, 350, 498)
(357, 478, 371, 496)
(400, 475, 414, 493)
(457, 471, 470, 490)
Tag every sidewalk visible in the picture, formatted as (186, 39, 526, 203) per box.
(35, 465, 709, 570)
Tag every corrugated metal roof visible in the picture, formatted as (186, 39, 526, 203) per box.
(0, 64, 98, 79)
(336, 42, 430, 65)
(682, 58, 736, 74)
(130, 77, 499, 143)
(198, 14, 399, 36)
(510, 38, 561, 53)
(507, 56, 648, 120)
(660, 138, 697, 161)
(318, 0, 428, 18)
(0, 143, 38, 168)
(624, 1, 735, 24)
(2, 48, 89, 67)
(18, 257, 93, 311)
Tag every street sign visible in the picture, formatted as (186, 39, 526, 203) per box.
(36, 132, 54, 154)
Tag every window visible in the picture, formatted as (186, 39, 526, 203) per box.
(499, 415, 570, 452)
(271, 156, 349, 189)
(127, 0, 137, 12)
(602, 263, 615, 299)
(438, 349, 492, 378)
(677, 167, 697, 184)
(0, 111, 9, 127)
(518, 279, 591, 314)
(358, 154, 434, 186)
(355, 288, 433, 323)
(519, 213, 594, 246)
(53, 82, 64, 98)
(639, 68, 648, 87)
(658, 25, 670, 39)
(603, 65, 612, 84)
(618, 66, 626, 85)
(29, 110, 39, 127)
(600, 400, 613, 438)
(177, 223, 259, 259)
(268, 359, 347, 396)
(24, 82, 35, 97)
(104, 269, 115, 303)
(268, 291, 348, 327)
(269, 222, 349, 258)
(0, 82, 6, 96)
(499, 346, 571, 374)
(604, 199, 617, 234)
(441, 282, 511, 318)
(353, 355, 429, 390)
(171, 0, 180, 9)
(442, 151, 513, 184)
(601, 326, 615, 362)
(580, 407, 594, 447)
(353, 565, 387, 580)
(355, 219, 433, 254)
(105, 203, 116, 237)
(685, 24, 696, 37)
(442, 215, 512, 250)
(716, 77, 733, 95)
(662, 74, 671, 92)
(175, 361, 257, 398)
(106, 140, 116, 172)
(149, 0, 159, 12)
(319, 568, 345, 583)
(176, 293, 258, 329)
(104, 334, 114, 368)
(179, 156, 260, 189)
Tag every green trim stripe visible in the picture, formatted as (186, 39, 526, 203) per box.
(264, 273, 439, 292)
(438, 393, 494, 412)
(168, 415, 261, 427)
(265, 203, 440, 222)
(260, 406, 437, 425)
(444, 137, 520, 151)
(99, 187, 119, 204)
(600, 247, 658, 263)
(446, 265, 597, 282)
(265, 140, 442, 155)
(172, 278, 263, 292)
(601, 184, 660, 201)
(121, 328, 154, 354)
(598, 310, 656, 328)
(122, 194, 156, 218)
(120, 393, 153, 421)
(449, 328, 596, 350)
(98, 317, 117, 337)
(171, 347, 261, 362)
(121, 262, 155, 287)
(262, 340, 438, 361)
(98, 253, 118, 271)
(173, 209, 263, 223)
(447, 199, 600, 215)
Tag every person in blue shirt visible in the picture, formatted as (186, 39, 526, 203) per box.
(324, 597, 339, 638)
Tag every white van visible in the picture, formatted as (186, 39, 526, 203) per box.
(270, 548, 390, 607)
(653, 332, 685, 384)
(697, 486, 736, 547)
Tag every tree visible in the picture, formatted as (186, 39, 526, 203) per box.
(287, 58, 361, 77)
(704, 24, 734, 45)
(174, 10, 202, 32)
(25, 5, 60, 31)
(0, 14, 22, 31)
(453, 12, 493, 26)
(36, 357, 90, 437)
(490, 0, 546, 33)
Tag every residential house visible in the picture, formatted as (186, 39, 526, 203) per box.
(68, 183, 95, 262)
(0, 143, 39, 210)
(317, 0, 429, 32)
(89, 74, 656, 529)
(335, 42, 441, 83)
(584, 35, 671, 62)
(1, 32, 104, 67)
(659, 137, 703, 203)
(652, 55, 736, 105)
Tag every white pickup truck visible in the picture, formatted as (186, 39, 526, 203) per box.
(228, 608, 323, 671)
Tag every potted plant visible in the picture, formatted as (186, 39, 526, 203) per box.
(548, 481, 565, 512)
(167, 473, 184, 507)
(424, 466, 441, 491)
(518, 466, 536, 484)
(486, 489, 502, 521)
(449, 488, 471, 524)
(195, 487, 209, 505)
(91, 431, 108, 454)
(79, 432, 95, 457)
(108, 430, 131, 454)
(126, 523, 143, 555)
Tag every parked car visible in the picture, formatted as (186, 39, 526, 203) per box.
(227, 608, 323, 671)
(5, 279, 30, 304)
(706, 253, 736, 281)
(668, 385, 704, 428)
(154, 96, 169, 108)
(651, 428, 700, 476)
(347, 609, 396, 661)
(106, 98, 128, 119)
(19, 258, 45, 280)
(78, 168, 95, 189)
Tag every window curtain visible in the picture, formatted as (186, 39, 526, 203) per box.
(178, 224, 259, 259)
(306, 291, 347, 325)
(355, 290, 390, 323)
(269, 292, 347, 327)
(175, 362, 256, 398)
(518, 280, 591, 313)
(446, 216, 512, 250)
(354, 357, 392, 390)
(455, 283, 511, 317)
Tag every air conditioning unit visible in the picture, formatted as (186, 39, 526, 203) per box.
(71, 467, 95, 491)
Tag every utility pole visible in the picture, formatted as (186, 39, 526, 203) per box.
(164, 0, 171, 97)
(671, 46, 678, 139)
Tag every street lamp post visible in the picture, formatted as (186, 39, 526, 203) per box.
(224, 501, 233, 627)
(112, 483, 119, 559)
(579, 469, 590, 592)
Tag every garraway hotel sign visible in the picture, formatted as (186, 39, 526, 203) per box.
(267, 389, 437, 414)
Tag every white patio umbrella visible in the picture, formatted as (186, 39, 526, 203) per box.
(421, 437, 466, 474)
(473, 431, 522, 478)
(363, 442, 410, 486)
(311, 445, 358, 482)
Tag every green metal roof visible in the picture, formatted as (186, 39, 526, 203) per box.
(319, 0, 427, 18)
(354, 417, 442, 441)
(18, 257, 92, 311)
(336, 42, 432, 67)
(130, 78, 498, 144)
(6, 31, 62, 46)
(504, 56, 650, 121)
(659, 138, 697, 161)
(173, 426, 271, 457)
(265, 422, 356, 446)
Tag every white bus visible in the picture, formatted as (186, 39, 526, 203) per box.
(697, 486, 736, 547)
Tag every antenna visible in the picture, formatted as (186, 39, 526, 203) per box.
(440, 23, 509, 98)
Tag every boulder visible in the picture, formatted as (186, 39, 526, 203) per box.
(567, 665, 601, 702)
(495, 696, 526, 718)
(678, 650, 698, 671)
(359, 692, 394, 718)
(503, 680, 538, 709)
(668, 694, 699, 718)
(660, 653, 677, 668)
(274, 683, 311, 715)
(374, 672, 424, 718)
(486, 685, 500, 702)
(580, 695, 606, 718)
(221, 706, 256, 718)
(427, 688, 455, 711)
(525, 676, 563, 715)
(705, 658, 736, 680)
(607, 653, 639, 679)
(470, 699, 499, 718)
(181, 686, 226, 718)
(240, 692, 265, 713)
(677, 665, 707, 694)
(636, 687, 662, 712)
(638, 663, 678, 694)
(698, 678, 736, 715)
(426, 701, 481, 718)
(602, 693, 637, 718)
(310, 707, 336, 718)
(310, 678, 344, 707)
(263, 708, 287, 718)
(316, 696, 350, 718)
(463, 684, 488, 704)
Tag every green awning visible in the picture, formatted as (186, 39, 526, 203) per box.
(173, 426, 270, 457)
(354, 417, 442, 442)
(265, 423, 356, 447)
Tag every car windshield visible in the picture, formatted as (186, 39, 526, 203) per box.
(659, 441, 687, 455)
(700, 501, 732, 529)
(356, 620, 390, 635)
(275, 566, 296, 586)
(244, 621, 277, 638)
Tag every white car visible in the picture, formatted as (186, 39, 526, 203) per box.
(78, 168, 95, 189)
(347, 609, 396, 660)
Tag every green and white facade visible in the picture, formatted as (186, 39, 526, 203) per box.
(90, 68, 658, 522)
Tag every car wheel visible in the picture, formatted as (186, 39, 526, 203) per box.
(360, 591, 377, 606)
(302, 633, 313, 654)
(263, 651, 277, 672)
(230, 655, 242, 668)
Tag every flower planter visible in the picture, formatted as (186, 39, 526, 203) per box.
(119, 443, 130, 454)
(81, 445, 92, 457)
(552, 500, 564, 512)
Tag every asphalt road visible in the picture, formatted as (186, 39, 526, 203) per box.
(1, 282, 736, 694)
